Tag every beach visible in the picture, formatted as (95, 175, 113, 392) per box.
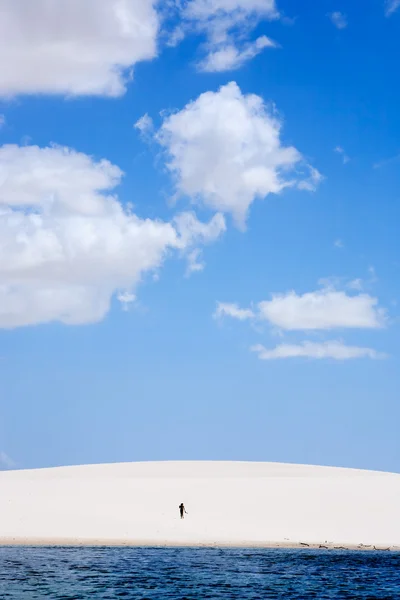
(0, 461, 399, 550)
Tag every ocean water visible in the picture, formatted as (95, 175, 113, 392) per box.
(0, 547, 399, 599)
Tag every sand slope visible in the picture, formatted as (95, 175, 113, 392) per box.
(0, 461, 399, 548)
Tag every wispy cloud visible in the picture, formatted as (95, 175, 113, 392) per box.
(334, 238, 344, 249)
(348, 278, 363, 291)
(251, 341, 386, 361)
(198, 36, 278, 72)
(214, 302, 255, 321)
(373, 153, 400, 169)
(186, 248, 205, 275)
(0, 451, 15, 470)
(0, 114, 5, 129)
(117, 291, 136, 311)
(328, 11, 348, 29)
(385, 0, 400, 17)
(134, 113, 154, 137)
(176, 0, 280, 72)
(334, 146, 350, 164)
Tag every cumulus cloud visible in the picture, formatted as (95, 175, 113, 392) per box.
(251, 341, 384, 361)
(214, 302, 255, 320)
(216, 286, 386, 330)
(259, 289, 386, 330)
(0, 0, 159, 97)
(328, 11, 348, 29)
(173, 0, 280, 71)
(216, 279, 386, 331)
(385, 0, 400, 16)
(217, 283, 387, 361)
(156, 82, 321, 226)
(0, 143, 225, 328)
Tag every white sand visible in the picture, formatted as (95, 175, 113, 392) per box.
(0, 461, 399, 549)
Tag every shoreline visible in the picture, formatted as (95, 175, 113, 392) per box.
(0, 538, 399, 552)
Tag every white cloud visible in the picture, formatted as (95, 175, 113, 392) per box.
(0, 451, 15, 470)
(334, 146, 350, 164)
(214, 302, 255, 320)
(217, 284, 387, 361)
(251, 341, 384, 360)
(199, 36, 277, 72)
(186, 248, 205, 274)
(0, 0, 158, 97)
(134, 114, 154, 136)
(0, 115, 5, 129)
(334, 238, 344, 249)
(178, 0, 280, 71)
(0, 144, 225, 328)
(117, 291, 136, 310)
(156, 82, 321, 226)
(258, 289, 386, 330)
(173, 210, 226, 245)
(385, 0, 400, 16)
(329, 11, 348, 29)
(373, 154, 400, 169)
(348, 278, 363, 291)
(216, 285, 386, 330)
(184, 0, 279, 21)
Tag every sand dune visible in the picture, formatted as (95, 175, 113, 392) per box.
(0, 461, 399, 549)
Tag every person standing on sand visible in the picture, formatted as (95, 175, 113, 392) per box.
(179, 503, 187, 519)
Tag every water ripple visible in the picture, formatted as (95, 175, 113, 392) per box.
(0, 547, 399, 599)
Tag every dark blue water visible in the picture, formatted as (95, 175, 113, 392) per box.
(0, 547, 399, 599)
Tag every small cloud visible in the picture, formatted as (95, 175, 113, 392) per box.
(385, 0, 400, 17)
(21, 135, 32, 146)
(257, 287, 386, 331)
(318, 275, 342, 289)
(117, 291, 136, 311)
(214, 302, 255, 321)
(368, 265, 378, 283)
(281, 15, 297, 26)
(215, 283, 386, 331)
(334, 238, 344, 249)
(198, 36, 278, 73)
(251, 341, 385, 361)
(329, 11, 348, 29)
(186, 248, 204, 276)
(134, 114, 154, 136)
(373, 154, 400, 169)
(0, 114, 5, 129)
(166, 26, 186, 48)
(297, 166, 324, 192)
(177, 0, 280, 72)
(334, 146, 350, 164)
(348, 278, 363, 291)
(0, 451, 15, 470)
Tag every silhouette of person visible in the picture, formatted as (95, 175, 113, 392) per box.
(179, 503, 187, 519)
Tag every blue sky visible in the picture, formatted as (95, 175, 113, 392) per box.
(0, 0, 399, 473)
